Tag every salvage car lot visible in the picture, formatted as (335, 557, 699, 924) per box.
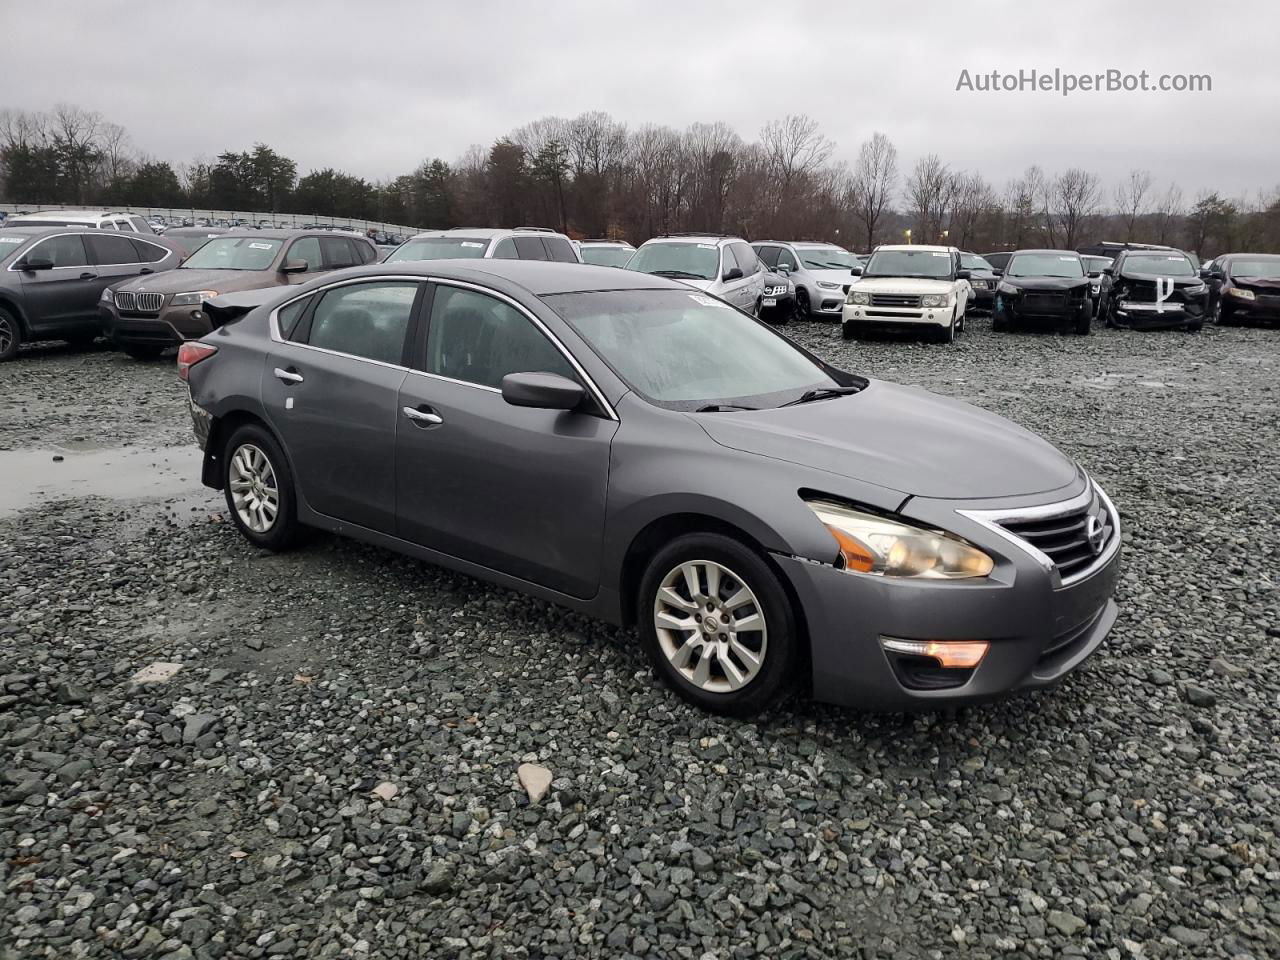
(1, 320, 1278, 958)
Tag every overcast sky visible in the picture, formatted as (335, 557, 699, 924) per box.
(3, 0, 1277, 200)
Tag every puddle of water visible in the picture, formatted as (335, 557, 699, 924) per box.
(0, 444, 206, 518)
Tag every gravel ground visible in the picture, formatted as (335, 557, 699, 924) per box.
(1, 320, 1278, 959)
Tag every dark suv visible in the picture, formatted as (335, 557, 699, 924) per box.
(0, 226, 180, 360)
(101, 230, 376, 359)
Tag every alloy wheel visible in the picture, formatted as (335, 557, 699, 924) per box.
(0, 315, 14, 356)
(228, 443, 279, 533)
(653, 559, 767, 693)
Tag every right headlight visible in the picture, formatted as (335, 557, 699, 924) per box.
(846, 290, 871, 305)
(997, 281, 1019, 295)
(804, 499, 994, 579)
(1228, 287, 1255, 300)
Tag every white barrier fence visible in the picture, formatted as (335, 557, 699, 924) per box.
(0, 201, 421, 237)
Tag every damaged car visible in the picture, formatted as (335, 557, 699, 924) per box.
(1101, 249, 1206, 331)
(1204, 253, 1280, 325)
(992, 251, 1093, 335)
(181, 259, 1120, 717)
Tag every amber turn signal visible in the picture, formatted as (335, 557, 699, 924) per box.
(881, 638, 990, 669)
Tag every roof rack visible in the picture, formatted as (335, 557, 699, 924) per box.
(513, 226, 557, 233)
(659, 232, 737, 239)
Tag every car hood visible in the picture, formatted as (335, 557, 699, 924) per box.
(1232, 276, 1280, 291)
(694, 380, 1079, 500)
(850, 276, 954, 293)
(674, 278, 718, 293)
(1116, 270, 1203, 287)
(1001, 276, 1091, 291)
(112, 269, 278, 294)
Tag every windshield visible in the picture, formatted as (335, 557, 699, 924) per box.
(386, 237, 490, 262)
(182, 237, 282, 270)
(1006, 254, 1084, 278)
(1080, 256, 1113, 273)
(626, 242, 719, 281)
(863, 249, 954, 279)
(1124, 254, 1195, 277)
(580, 245, 634, 268)
(544, 289, 838, 409)
(797, 247, 855, 270)
(1229, 258, 1280, 279)
(960, 254, 993, 272)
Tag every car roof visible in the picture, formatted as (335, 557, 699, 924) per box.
(407, 228, 571, 240)
(0, 224, 106, 238)
(214, 229, 364, 242)
(8, 210, 127, 220)
(641, 235, 741, 245)
(1223, 252, 1280, 260)
(579, 239, 633, 246)
(876, 244, 955, 253)
(342, 259, 684, 296)
(1010, 249, 1082, 256)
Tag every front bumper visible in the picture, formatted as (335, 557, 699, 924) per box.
(778, 492, 1121, 710)
(1223, 293, 1280, 321)
(842, 302, 953, 330)
(100, 303, 215, 347)
(808, 284, 848, 315)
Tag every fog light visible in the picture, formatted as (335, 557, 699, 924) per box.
(881, 638, 989, 669)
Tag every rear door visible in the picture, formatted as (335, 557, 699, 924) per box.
(16, 234, 101, 332)
(262, 278, 424, 533)
(320, 235, 359, 272)
(394, 282, 617, 598)
(85, 233, 149, 292)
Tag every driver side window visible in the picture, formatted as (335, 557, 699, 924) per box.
(720, 245, 740, 278)
(776, 248, 797, 271)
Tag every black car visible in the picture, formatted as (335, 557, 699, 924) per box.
(1204, 253, 1280, 325)
(983, 251, 1014, 273)
(960, 252, 998, 312)
(0, 227, 180, 360)
(1101, 249, 1207, 331)
(991, 250, 1092, 335)
(758, 265, 796, 324)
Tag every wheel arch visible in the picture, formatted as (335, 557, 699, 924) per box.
(0, 292, 30, 335)
(203, 408, 285, 490)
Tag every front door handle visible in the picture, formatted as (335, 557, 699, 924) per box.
(402, 406, 443, 425)
(273, 367, 304, 384)
(80, 272, 98, 281)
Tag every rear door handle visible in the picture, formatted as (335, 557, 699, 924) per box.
(273, 367, 304, 384)
(80, 272, 98, 280)
(402, 406, 443, 425)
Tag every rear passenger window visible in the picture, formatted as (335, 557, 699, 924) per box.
(116, 220, 134, 232)
(99, 221, 117, 231)
(754, 245, 780, 268)
(277, 296, 311, 341)
(513, 236, 549, 260)
(129, 217, 150, 233)
(544, 237, 578, 263)
(130, 239, 171, 263)
(353, 239, 376, 264)
(307, 282, 417, 364)
(492, 238, 518, 259)
(86, 234, 141, 265)
(320, 236, 358, 269)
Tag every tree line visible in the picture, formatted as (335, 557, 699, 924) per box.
(2, 103, 1279, 256)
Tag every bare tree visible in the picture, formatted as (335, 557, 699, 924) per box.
(906, 154, 950, 242)
(1002, 166, 1045, 249)
(759, 114, 833, 198)
(849, 132, 897, 251)
(98, 122, 135, 195)
(1048, 168, 1101, 249)
(50, 103, 104, 203)
(1114, 168, 1154, 241)
(1152, 183, 1184, 245)
(949, 172, 995, 249)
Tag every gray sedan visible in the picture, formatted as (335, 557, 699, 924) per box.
(181, 260, 1121, 716)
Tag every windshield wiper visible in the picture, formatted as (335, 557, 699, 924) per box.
(694, 403, 759, 413)
(780, 385, 864, 407)
(653, 269, 708, 280)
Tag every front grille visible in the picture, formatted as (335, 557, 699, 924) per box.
(870, 293, 921, 308)
(1022, 293, 1066, 312)
(115, 291, 165, 314)
(998, 490, 1114, 580)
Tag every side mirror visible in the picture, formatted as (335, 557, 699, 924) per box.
(850, 266, 863, 276)
(722, 267, 743, 282)
(1088, 271, 1101, 279)
(1102, 267, 1114, 276)
(17, 257, 54, 272)
(501, 372, 585, 411)
(992, 268, 1003, 277)
(776, 264, 790, 276)
(955, 269, 971, 281)
(280, 259, 309, 274)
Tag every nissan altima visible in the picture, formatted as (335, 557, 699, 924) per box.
(181, 261, 1121, 716)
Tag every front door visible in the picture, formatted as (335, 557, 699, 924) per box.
(395, 283, 616, 598)
(262, 279, 423, 533)
(17, 234, 103, 332)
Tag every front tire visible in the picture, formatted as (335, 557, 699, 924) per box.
(223, 423, 300, 551)
(1075, 305, 1092, 335)
(794, 288, 811, 320)
(938, 308, 957, 343)
(638, 533, 799, 717)
(0, 308, 22, 361)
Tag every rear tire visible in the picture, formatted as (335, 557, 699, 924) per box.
(223, 423, 300, 552)
(0, 308, 20, 362)
(637, 533, 799, 717)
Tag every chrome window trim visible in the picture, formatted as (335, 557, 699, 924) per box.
(957, 477, 1121, 587)
(4, 231, 94, 272)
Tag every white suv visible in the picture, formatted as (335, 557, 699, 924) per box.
(752, 241, 859, 319)
(386, 226, 582, 264)
(843, 244, 972, 343)
(625, 235, 765, 314)
(3, 209, 156, 234)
